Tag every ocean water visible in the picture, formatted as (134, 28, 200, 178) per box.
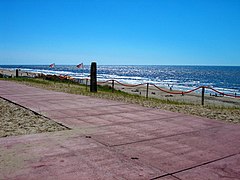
(1, 65, 240, 95)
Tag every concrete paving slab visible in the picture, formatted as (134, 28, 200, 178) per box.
(51, 117, 95, 128)
(83, 115, 225, 146)
(174, 153, 240, 180)
(114, 125, 240, 174)
(0, 131, 165, 180)
(116, 110, 180, 122)
(41, 104, 149, 119)
(76, 113, 153, 126)
(154, 176, 180, 180)
(54, 115, 134, 128)
(49, 109, 187, 129)
(7, 96, 126, 110)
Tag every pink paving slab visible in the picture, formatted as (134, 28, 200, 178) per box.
(0, 130, 165, 180)
(83, 115, 225, 146)
(114, 125, 240, 174)
(174, 153, 240, 180)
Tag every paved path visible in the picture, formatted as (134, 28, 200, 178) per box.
(0, 80, 240, 180)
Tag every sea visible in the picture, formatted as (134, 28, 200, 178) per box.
(1, 65, 240, 96)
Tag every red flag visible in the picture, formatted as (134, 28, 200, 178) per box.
(49, 63, 55, 68)
(76, 63, 83, 68)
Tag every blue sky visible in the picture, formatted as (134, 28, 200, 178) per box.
(0, 0, 240, 65)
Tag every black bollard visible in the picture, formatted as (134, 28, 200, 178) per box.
(112, 80, 115, 93)
(146, 83, 149, 98)
(201, 87, 205, 105)
(85, 79, 88, 91)
(16, 69, 19, 78)
(90, 62, 97, 92)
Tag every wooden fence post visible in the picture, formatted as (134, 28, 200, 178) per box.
(112, 80, 115, 93)
(85, 79, 88, 91)
(90, 62, 97, 92)
(202, 86, 205, 105)
(16, 69, 19, 78)
(146, 83, 149, 98)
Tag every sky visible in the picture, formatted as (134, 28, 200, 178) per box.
(0, 0, 240, 66)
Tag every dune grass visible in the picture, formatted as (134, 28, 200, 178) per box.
(1, 77, 240, 123)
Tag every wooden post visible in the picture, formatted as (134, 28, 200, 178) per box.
(202, 87, 205, 105)
(112, 80, 115, 93)
(16, 69, 19, 78)
(90, 62, 97, 92)
(85, 79, 88, 91)
(146, 83, 149, 98)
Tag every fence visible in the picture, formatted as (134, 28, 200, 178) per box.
(97, 79, 240, 106)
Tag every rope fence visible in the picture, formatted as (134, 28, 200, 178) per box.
(96, 79, 240, 105)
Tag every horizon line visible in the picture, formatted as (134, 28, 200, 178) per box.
(0, 64, 240, 67)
